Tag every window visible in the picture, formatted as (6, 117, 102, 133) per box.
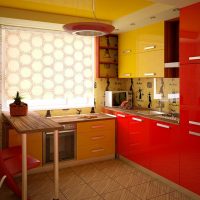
(1, 25, 94, 110)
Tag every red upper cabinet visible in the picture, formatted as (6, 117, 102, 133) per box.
(128, 115, 150, 168)
(180, 2, 200, 64)
(149, 119, 180, 184)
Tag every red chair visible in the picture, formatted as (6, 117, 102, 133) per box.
(0, 146, 40, 199)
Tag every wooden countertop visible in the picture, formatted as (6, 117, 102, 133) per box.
(2, 112, 63, 134)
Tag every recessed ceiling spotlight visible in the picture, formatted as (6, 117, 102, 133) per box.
(130, 22, 136, 26)
(150, 16, 156, 19)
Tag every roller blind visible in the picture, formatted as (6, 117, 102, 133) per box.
(1, 26, 94, 111)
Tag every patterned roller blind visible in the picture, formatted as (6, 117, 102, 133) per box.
(1, 26, 94, 110)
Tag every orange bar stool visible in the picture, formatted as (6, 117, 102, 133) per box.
(0, 146, 40, 199)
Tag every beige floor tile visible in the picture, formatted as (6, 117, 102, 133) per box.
(100, 162, 137, 178)
(62, 183, 97, 200)
(114, 172, 152, 188)
(93, 159, 125, 170)
(87, 195, 104, 200)
(46, 166, 74, 178)
(169, 191, 195, 200)
(31, 192, 67, 200)
(89, 177, 123, 195)
(129, 180, 175, 200)
(0, 185, 19, 200)
(102, 189, 140, 200)
(150, 193, 177, 200)
(72, 163, 98, 175)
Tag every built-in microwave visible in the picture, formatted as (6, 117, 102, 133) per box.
(105, 91, 128, 107)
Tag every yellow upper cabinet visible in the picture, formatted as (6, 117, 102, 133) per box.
(118, 31, 137, 78)
(118, 21, 164, 78)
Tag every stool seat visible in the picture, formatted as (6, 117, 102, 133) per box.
(0, 146, 41, 199)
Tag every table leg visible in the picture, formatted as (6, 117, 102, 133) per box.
(22, 133, 27, 200)
(53, 130, 59, 200)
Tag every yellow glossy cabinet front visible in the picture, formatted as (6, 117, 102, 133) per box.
(118, 21, 164, 78)
(118, 31, 137, 78)
(9, 129, 43, 165)
(135, 21, 164, 77)
(77, 119, 115, 160)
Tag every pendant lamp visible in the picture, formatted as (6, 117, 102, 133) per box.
(63, 0, 115, 36)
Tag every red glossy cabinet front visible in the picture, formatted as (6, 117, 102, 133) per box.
(128, 115, 150, 168)
(116, 112, 130, 157)
(180, 63, 200, 195)
(149, 120, 180, 184)
(180, 2, 200, 64)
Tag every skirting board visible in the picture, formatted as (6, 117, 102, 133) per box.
(119, 155, 200, 200)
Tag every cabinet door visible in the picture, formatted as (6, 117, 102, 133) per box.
(180, 2, 200, 64)
(149, 120, 180, 184)
(180, 62, 200, 195)
(118, 31, 137, 78)
(128, 115, 150, 168)
(136, 50, 164, 77)
(116, 112, 130, 157)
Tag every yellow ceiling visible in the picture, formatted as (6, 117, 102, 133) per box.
(0, 0, 153, 21)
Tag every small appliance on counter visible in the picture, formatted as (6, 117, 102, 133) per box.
(105, 91, 132, 108)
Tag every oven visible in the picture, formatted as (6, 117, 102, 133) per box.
(43, 123, 76, 164)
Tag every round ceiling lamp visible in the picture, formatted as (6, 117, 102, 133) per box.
(63, 0, 115, 36)
(63, 22, 115, 37)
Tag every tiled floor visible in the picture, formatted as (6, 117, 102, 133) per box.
(0, 159, 194, 200)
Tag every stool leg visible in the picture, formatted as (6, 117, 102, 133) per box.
(22, 133, 27, 200)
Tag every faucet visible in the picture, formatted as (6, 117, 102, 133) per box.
(157, 100, 165, 112)
(76, 109, 82, 115)
(45, 110, 51, 117)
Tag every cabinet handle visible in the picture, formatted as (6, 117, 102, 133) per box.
(132, 117, 143, 122)
(91, 125, 104, 129)
(189, 56, 200, 60)
(144, 45, 156, 50)
(122, 49, 132, 54)
(91, 136, 104, 140)
(123, 73, 131, 77)
(117, 114, 125, 118)
(144, 73, 156, 76)
(189, 131, 200, 137)
(156, 123, 170, 129)
(189, 121, 200, 126)
(91, 148, 104, 153)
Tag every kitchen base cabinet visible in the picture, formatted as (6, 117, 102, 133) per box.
(149, 120, 180, 184)
(77, 119, 115, 160)
(128, 115, 150, 168)
(9, 129, 43, 165)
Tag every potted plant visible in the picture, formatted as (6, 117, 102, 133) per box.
(9, 91, 28, 116)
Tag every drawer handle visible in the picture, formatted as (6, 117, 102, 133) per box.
(144, 73, 156, 76)
(123, 73, 131, 77)
(156, 123, 170, 129)
(144, 45, 156, 50)
(117, 114, 125, 118)
(122, 49, 132, 54)
(91, 136, 104, 140)
(91, 148, 104, 153)
(132, 117, 143, 122)
(189, 121, 200, 126)
(189, 131, 200, 137)
(189, 56, 200, 60)
(91, 125, 104, 129)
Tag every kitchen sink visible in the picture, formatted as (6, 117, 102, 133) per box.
(136, 110, 164, 116)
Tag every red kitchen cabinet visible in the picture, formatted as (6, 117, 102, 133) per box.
(180, 2, 200, 64)
(180, 64, 200, 195)
(180, 2, 200, 195)
(149, 120, 180, 184)
(128, 115, 150, 168)
(115, 112, 130, 157)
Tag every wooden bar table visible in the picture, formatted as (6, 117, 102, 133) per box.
(2, 112, 63, 200)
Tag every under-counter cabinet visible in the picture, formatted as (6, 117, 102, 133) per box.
(8, 128, 43, 165)
(128, 115, 150, 168)
(118, 21, 164, 78)
(149, 120, 180, 184)
(76, 119, 115, 160)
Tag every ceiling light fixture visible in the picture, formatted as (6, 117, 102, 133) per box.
(63, 0, 115, 37)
